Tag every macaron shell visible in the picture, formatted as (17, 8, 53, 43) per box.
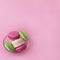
(19, 31, 28, 41)
(4, 41, 14, 52)
(15, 44, 27, 53)
(8, 31, 20, 40)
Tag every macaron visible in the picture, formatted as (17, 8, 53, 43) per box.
(4, 41, 14, 52)
(8, 31, 20, 40)
(11, 38, 25, 48)
(19, 31, 28, 41)
(15, 44, 27, 53)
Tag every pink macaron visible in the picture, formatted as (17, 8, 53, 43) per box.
(15, 44, 27, 53)
(8, 31, 20, 40)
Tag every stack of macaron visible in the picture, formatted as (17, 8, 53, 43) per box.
(4, 30, 28, 53)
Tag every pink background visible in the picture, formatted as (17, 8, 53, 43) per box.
(0, 0, 60, 60)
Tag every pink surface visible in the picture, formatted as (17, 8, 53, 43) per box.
(0, 0, 60, 60)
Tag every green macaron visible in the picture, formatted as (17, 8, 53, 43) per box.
(19, 31, 28, 41)
(4, 41, 14, 52)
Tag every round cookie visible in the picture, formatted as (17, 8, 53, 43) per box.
(15, 44, 27, 53)
(4, 41, 14, 52)
(11, 38, 25, 48)
(19, 31, 28, 41)
(8, 31, 20, 40)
